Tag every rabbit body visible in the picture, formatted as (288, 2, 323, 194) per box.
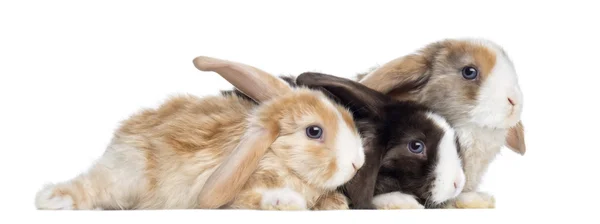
(35, 56, 365, 210)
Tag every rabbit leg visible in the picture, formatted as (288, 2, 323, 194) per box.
(35, 142, 148, 210)
(259, 188, 308, 210)
(226, 187, 307, 210)
(311, 191, 349, 210)
(444, 191, 495, 209)
(372, 191, 425, 209)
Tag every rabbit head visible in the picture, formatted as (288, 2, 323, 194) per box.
(357, 38, 526, 154)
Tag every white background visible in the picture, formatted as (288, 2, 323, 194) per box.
(1, 0, 599, 223)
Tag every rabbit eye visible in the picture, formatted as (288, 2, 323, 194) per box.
(461, 66, 479, 80)
(408, 140, 425, 153)
(306, 125, 323, 139)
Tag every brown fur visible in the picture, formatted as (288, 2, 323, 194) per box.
(193, 56, 291, 102)
(445, 40, 497, 80)
(358, 54, 430, 99)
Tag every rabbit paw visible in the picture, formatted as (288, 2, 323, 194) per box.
(312, 192, 349, 210)
(35, 183, 75, 210)
(372, 192, 425, 209)
(260, 188, 307, 210)
(450, 191, 495, 209)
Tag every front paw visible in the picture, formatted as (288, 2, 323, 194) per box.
(35, 183, 75, 210)
(372, 192, 424, 209)
(260, 188, 307, 210)
(447, 191, 495, 209)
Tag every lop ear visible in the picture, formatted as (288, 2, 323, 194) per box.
(197, 124, 279, 209)
(341, 144, 385, 209)
(296, 72, 391, 119)
(193, 56, 292, 102)
(506, 121, 526, 155)
(357, 43, 443, 99)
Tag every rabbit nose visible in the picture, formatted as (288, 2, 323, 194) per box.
(453, 177, 462, 189)
(508, 97, 516, 106)
(352, 163, 358, 171)
(453, 180, 462, 190)
(454, 172, 465, 190)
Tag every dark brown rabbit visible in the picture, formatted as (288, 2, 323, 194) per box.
(295, 72, 465, 209)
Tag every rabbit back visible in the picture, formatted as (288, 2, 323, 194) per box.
(35, 93, 258, 210)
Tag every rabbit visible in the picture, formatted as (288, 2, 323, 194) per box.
(354, 38, 525, 208)
(34, 55, 366, 210)
(212, 71, 467, 209)
(295, 72, 467, 209)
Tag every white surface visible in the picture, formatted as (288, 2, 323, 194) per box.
(1, 0, 598, 223)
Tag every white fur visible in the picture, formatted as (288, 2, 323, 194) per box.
(260, 188, 307, 210)
(426, 112, 466, 204)
(372, 192, 425, 209)
(467, 39, 523, 129)
(320, 96, 366, 189)
(35, 184, 74, 210)
(34, 139, 218, 210)
(453, 191, 495, 208)
(454, 124, 507, 192)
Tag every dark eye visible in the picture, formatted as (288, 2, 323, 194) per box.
(408, 140, 425, 153)
(461, 66, 479, 80)
(306, 125, 323, 139)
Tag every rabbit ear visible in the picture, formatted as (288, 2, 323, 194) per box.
(357, 54, 431, 97)
(197, 124, 279, 209)
(342, 146, 385, 209)
(357, 41, 447, 98)
(193, 56, 292, 102)
(296, 72, 391, 119)
(506, 121, 526, 155)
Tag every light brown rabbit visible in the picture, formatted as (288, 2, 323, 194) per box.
(34, 56, 365, 210)
(355, 38, 525, 208)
